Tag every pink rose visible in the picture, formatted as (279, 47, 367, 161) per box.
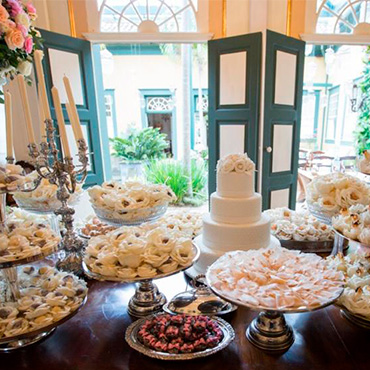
(26, 3, 36, 15)
(17, 23, 28, 37)
(0, 5, 10, 23)
(23, 36, 33, 53)
(7, 0, 23, 17)
(5, 27, 25, 50)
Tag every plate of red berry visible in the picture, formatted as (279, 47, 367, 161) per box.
(125, 314, 235, 360)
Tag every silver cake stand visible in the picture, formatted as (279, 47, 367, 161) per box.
(0, 242, 60, 302)
(0, 296, 87, 352)
(207, 279, 344, 352)
(332, 229, 370, 255)
(83, 244, 200, 317)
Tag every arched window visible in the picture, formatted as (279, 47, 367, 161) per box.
(316, 0, 370, 34)
(98, 0, 198, 33)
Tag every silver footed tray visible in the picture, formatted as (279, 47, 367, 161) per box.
(339, 307, 370, 329)
(125, 315, 235, 360)
(0, 242, 60, 269)
(333, 229, 370, 252)
(279, 239, 335, 254)
(0, 296, 87, 352)
(83, 243, 200, 317)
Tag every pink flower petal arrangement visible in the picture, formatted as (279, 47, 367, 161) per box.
(0, 0, 42, 91)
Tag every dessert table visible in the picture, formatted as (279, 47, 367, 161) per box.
(2, 271, 369, 370)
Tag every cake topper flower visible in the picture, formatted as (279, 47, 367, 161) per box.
(217, 153, 255, 174)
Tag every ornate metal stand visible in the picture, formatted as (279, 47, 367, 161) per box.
(27, 119, 88, 276)
(128, 280, 167, 317)
(246, 311, 294, 352)
(83, 244, 200, 317)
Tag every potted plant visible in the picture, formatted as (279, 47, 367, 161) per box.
(110, 127, 169, 182)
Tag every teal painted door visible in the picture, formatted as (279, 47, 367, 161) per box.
(37, 29, 105, 186)
(261, 30, 305, 210)
(208, 33, 262, 194)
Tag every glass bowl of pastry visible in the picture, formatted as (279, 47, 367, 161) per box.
(13, 171, 83, 214)
(328, 252, 370, 328)
(88, 181, 176, 226)
(207, 246, 344, 352)
(265, 207, 335, 253)
(306, 173, 370, 225)
(0, 220, 60, 268)
(0, 265, 88, 350)
(332, 204, 370, 252)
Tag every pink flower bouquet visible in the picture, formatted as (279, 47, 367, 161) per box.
(0, 0, 42, 93)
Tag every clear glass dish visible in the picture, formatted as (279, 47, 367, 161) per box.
(92, 203, 168, 226)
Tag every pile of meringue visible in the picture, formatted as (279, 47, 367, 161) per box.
(0, 221, 60, 263)
(154, 211, 203, 239)
(332, 204, 370, 244)
(307, 173, 370, 216)
(0, 164, 24, 192)
(328, 253, 370, 319)
(13, 171, 82, 211)
(207, 246, 344, 310)
(84, 226, 196, 279)
(88, 181, 176, 220)
(0, 266, 87, 339)
(265, 207, 334, 242)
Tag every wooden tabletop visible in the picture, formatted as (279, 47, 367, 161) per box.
(2, 272, 369, 370)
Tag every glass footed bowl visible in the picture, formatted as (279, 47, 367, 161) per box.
(92, 203, 168, 226)
(13, 192, 82, 214)
(306, 202, 335, 225)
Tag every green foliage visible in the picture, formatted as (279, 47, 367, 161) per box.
(355, 46, 370, 155)
(145, 159, 207, 205)
(110, 127, 169, 161)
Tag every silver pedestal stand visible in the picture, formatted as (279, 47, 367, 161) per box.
(83, 244, 200, 317)
(27, 119, 89, 276)
(208, 281, 344, 352)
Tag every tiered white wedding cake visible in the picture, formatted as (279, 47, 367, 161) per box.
(191, 153, 280, 275)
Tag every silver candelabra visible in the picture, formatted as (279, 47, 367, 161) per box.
(27, 118, 89, 276)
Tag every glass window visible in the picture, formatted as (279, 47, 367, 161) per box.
(316, 0, 370, 34)
(325, 86, 339, 142)
(301, 90, 319, 142)
(99, 0, 198, 32)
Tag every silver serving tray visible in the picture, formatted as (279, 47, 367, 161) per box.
(279, 239, 334, 253)
(206, 272, 344, 314)
(0, 243, 60, 269)
(334, 229, 370, 251)
(125, 316, 235, 360)
(83, 243, 200, 283)
(340, 308, 370, 329)
(0, 295, 87, 344)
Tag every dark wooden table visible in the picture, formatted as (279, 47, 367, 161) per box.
(2, 272, 369, 370)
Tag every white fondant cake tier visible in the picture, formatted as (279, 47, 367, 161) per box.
(188, 235, 281, 277)
(202, 213, 271, 251)
(210, 192, 262, 224)
(217, 172, 254, 198)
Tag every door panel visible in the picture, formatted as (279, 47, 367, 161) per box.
(37, 29, 104, 186)
(262, 30, 305, 210)
(208, 33, 262, 194)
